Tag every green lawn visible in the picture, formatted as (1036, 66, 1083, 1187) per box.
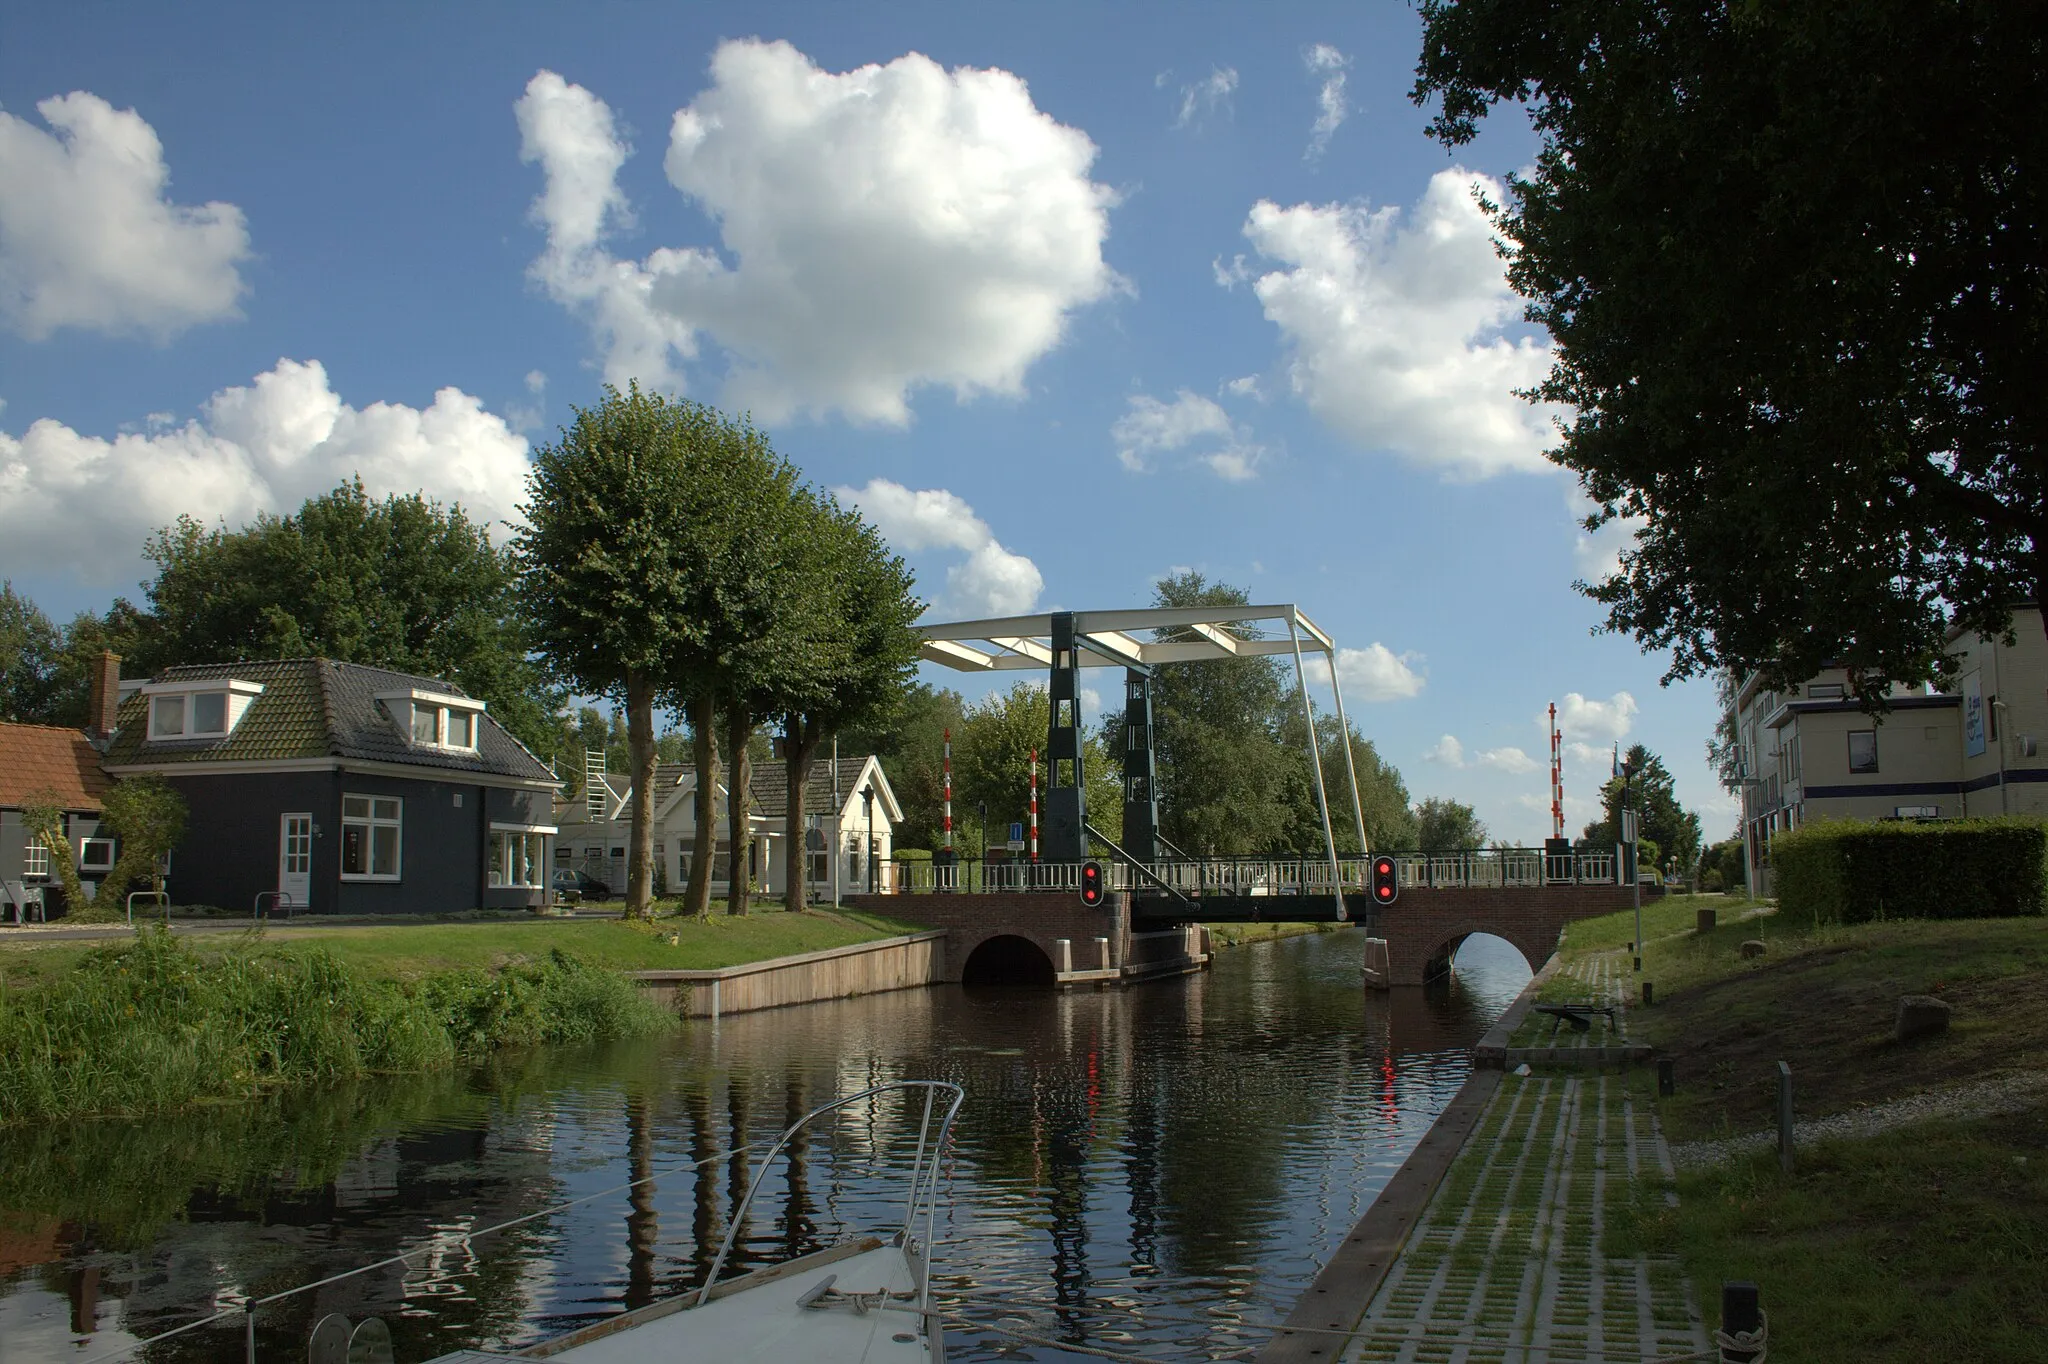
(1536, 899, 2048, 1362)
(0, 906, 929, 988)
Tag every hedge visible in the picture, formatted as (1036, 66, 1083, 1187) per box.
(892, 848, 933, 864)
(1772, 818, 2048, 927)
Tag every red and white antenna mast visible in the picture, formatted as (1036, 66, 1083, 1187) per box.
(1549, 701, 1565, 840)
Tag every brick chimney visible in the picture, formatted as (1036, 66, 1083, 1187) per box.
(88, 649, 122, 742)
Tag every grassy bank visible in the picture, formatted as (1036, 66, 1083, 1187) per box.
(0, 926, 674, 1124)
(1548, 897, 2047, 1360)
(0, 906, 926, 990)
(1205, 921, 1342, 948)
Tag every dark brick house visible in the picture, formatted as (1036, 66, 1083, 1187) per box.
(100, 658, 559, 915)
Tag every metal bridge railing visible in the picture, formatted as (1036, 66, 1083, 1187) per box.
(885, 848, 1618, 895)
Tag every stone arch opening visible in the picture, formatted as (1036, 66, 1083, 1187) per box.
(961, 934, 1056, 988)
(1422, 927, 1536, 984)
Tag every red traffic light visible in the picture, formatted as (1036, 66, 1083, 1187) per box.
(1079, 859, 1105, 908)
(1371, 855, 1399, 905)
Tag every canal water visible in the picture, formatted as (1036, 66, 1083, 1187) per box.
(0, 930, 1529, 1363)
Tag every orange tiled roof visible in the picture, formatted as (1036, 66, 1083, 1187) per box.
(0, 723, 111, 811)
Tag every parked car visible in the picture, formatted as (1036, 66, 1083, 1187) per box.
(551, 868, 612, 904)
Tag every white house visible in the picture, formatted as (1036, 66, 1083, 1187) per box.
(553, 753, 904, 899)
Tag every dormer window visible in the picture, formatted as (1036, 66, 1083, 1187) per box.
(378, 688, 485, 753)
(142, 678, 264, 742)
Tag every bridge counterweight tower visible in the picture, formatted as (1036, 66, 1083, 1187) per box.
(1121, 668, 1160, 864)
(1043, 612, 1087, 863)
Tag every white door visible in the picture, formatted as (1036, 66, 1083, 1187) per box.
(280, 813, 313, 909)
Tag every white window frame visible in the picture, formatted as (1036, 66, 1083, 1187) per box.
(142, 678, 264, 741)
(23, 841, 49, 879)
(78, 837, 116, 873)
(341, 793, 404, 881)
(488, 823, 554, 889)
(377, 689, 485, 754)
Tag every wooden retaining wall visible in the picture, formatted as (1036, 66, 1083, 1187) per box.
(627, 930, 947, 1019)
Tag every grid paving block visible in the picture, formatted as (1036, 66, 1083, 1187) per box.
(1338, 1073, 1709, 1364)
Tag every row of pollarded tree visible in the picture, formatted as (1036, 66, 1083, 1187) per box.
(517, 384, 924, 918)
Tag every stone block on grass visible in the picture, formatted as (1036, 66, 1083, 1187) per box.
(1739, 939, 1767, 959)
(1894, 994, 1952, 1043)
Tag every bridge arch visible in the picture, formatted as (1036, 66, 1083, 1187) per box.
(1418, 921, 1546, 985)
(960, 933, 1057, 988)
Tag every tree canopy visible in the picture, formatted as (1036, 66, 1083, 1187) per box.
(1579, 743, 1702, 871)
(1415, 796, 1489, 855)
(1145, 573, 1301, 855)
(957, 681, 1120, 853)
(129, 479, 559, 751)
(1416, 0, 2048, 695)
(518, 384, 765, 916)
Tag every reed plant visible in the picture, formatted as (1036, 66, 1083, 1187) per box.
(0, 927, 669, 1124)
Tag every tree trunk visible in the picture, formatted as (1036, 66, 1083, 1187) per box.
(725, 704, 753, 915)
(782, 714, 826, 912)
(624, 669, 657, 919)
(683, 689, 718, 918)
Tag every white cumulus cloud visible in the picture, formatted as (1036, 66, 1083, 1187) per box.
(834, 478, 1042, 619)
(1111, 390, 1264, 480)
(518, 43, 1120, 425)
(1425, 733, 1538, 773)
(1549, 691, 1639, 745)
(1302, 44, 1350, 160)
(1304, 643, 1425, 701)
(0, 359, 531, 586)
(1237, 168, 1563, 479)
(0, 91, 251, 340)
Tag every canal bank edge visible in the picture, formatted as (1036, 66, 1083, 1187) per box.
(1255, 957, 1561, 1362)
(627, 930, 947, 1018)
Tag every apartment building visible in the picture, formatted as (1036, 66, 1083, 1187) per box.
(1724, 606, 2048, 894)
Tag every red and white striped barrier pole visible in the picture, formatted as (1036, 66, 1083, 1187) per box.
(942, 727, 954, 855)
(1029, 747, 1039, 863)
(1549, 702, 1564, 840)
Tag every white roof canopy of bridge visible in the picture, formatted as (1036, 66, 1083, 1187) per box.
(915, 603, 1336, 673)
(915, 603, 1372, 888)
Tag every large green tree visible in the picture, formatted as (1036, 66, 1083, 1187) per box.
(1580, 743, 1703, 871)
(1145, 573, 1298, 856)
(1276, 706, 1419, 853)
(131, 480, 559, 752)
(770, 496, 923, 911)
(957, 681, 1120, 855)
(1415, 796, 1489, 855)
(0, 583, 64, 724)
(1415, 1, 2048, 696)
(518, 384, 743, 918)
(836, 682, 967, 850)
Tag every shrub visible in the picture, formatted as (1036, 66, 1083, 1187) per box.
(892, 848, 933, 863)
(0, 928, 669, 1124)
(1773, 818, 2048, 927)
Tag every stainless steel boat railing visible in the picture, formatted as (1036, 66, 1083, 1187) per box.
(695, 1079, 966, 1319)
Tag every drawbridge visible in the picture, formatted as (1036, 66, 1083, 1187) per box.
(917, 604, 1369, 924)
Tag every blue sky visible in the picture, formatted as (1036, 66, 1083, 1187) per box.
(0, 1, 1731, 847)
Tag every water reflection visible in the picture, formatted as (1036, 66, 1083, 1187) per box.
(0, 929, 1528, 1363)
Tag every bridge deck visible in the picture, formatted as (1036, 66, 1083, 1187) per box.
(1131, 894, 1358, 924)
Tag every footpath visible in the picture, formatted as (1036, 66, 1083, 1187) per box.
(1262, 954, 1716, 1364)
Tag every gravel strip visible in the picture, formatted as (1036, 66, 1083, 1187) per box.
(1669, 1069, 2048, 1169)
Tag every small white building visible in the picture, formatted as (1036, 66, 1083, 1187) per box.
(552, 753, 903, 899)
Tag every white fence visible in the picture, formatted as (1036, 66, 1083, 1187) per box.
(886, 849, 1619, 895)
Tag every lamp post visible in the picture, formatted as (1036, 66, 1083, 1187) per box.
(831, 736, 841, 909)
(977, 799, 987, 891)
(862, 787, 875, 894)
(1622, 756, 1643, 973)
